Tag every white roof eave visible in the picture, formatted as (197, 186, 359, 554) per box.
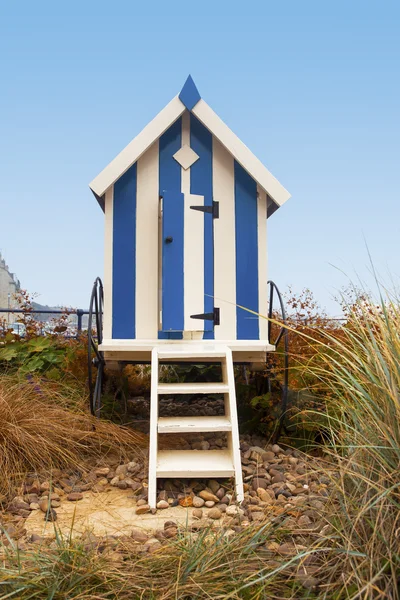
(89, 96, 290, 209)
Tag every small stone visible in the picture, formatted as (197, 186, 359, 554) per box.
(164, 520, 177, 530)
(30, 502, 40, 510)
(271, 444, 281, 454)
(192, 508, 203, 519)
(127, 461, 138, 473)
(252, 478, 268, 491)
(250, 511, 264, 522)
(192, 496, 205, 508)
(216, 488, 225, 500)
(157, 500, 169, 510)
(207, 508, 222, 520)
(94, 467, 110, 477)
(67, 492, 83, 502)
(164, 527, 178, 538)
(29, 533, 43, 543)
(136, 498, 147, 506)
(39, 498, 50, 513)
(40, 481, 50, 492)
(110, 476, 119, 487)
(179, 497, 193, 507)
(220, 495, 230, 504)
(298, 515, 312, 527)
(131, 529, 148, 543)
(200, 441, 210, 450)
(117, 481, 128, 490)
(115, 464, 128, 476)
(157, 490, 169, 502)
(51, 500, 61, 508)
(199, 490, 219, 503)
(130, 482, 143, 493)
(272, 473, 285, 484)
(263, 451, 275, 461)
(226, 505, 244, 517)
(135, 504, 150, 515)
(204, 500, 215, 508)
(208, 480, 220, 494)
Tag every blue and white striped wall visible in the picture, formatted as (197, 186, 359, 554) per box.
(103, 111, 268, 343)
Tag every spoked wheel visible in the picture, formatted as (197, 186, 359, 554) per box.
(88, 277, 104, 417)
(267, 280, 289, 443)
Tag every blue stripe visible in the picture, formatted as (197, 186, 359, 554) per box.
(112, 163, 137, 339)
(190, 114, 214, 339)
(162, 190, 184, 331)
(159, 117, 183, 339)
(234, 161, 259, 340)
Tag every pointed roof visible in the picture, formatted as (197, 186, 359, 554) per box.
(89, 76, 291, 213)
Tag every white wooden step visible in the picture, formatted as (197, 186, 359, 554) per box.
(156, 449, 234, 478)
(157, 344, 228, 359)
(157, 382, 229, 395)
(158, 415, 232, 433)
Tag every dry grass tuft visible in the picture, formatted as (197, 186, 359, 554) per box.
(0, 374, 147, 499)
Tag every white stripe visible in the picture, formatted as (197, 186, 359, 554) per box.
(103, 186, 114, 340)
(181, 111, 190, 195)
(257, 186, 268, 341)
(213, 138, 237, 340)
(135, 141, 159, 339)
(184, 194, 205, 331)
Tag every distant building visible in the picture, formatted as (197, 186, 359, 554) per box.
(0, 253, 20, 322)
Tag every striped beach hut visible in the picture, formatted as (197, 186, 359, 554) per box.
(90, 76, 290, 365)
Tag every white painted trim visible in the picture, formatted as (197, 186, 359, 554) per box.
(99, 338, 274, 352)
(213, 138, 237, 340)
(192, 99, 291, 207)
(180, 111, 190, 195)
(90, 96, 186, 197)
(103, 187, 114, 340)
(148, 348, 159, 509)
(257, 186, 268, 342)
(135, 141, 159, 339)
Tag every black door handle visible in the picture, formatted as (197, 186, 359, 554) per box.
(165, 236, 173, 244)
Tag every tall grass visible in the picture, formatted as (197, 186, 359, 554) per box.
(302, 294, 400, 598)
(0, 374, 147, 500)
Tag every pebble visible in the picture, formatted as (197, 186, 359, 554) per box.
(192, 496, 205, 508)
(207, 508, 222, 520)
(226, 505, 244, 517)
(199, 490, 219, 503)
(94, 467, 110, 477)
(156, 500, 169, 510)
(192, 508, 203, 519)
(131, 529, 148, 543)
(135, 504, 150, 515)
(39, 499, 50, 513)
(67, 492, 83, 502)
(204, 500, 215, 508)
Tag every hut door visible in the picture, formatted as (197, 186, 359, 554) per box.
(160, 191, 217, 334)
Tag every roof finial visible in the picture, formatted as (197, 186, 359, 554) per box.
(179, 75, 201, 111)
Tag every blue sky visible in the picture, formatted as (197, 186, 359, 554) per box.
(0, 1, 399, 314)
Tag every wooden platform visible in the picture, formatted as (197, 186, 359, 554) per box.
(99, 340, 275, 365)
(156, 449, 234, 478)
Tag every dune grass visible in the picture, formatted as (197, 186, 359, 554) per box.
(0, 374, 147, 500)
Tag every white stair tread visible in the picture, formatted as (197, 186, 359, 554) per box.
(157, 344, 228, 359)
(158, 382, 229, 394)
(158, 415, 232, 433)
(157, 450, 234, 478)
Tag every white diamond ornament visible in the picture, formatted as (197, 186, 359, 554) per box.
(173, 144, 200, 170)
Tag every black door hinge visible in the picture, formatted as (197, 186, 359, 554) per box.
(190, 200, 219, 219)
(190, 307, 220, 326)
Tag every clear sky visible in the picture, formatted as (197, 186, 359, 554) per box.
(0, 0, 399, 314)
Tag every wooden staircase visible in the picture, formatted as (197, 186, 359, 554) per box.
(148, 345, 244, 509)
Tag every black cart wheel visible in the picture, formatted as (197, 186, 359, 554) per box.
(88, 277, 104, 417)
